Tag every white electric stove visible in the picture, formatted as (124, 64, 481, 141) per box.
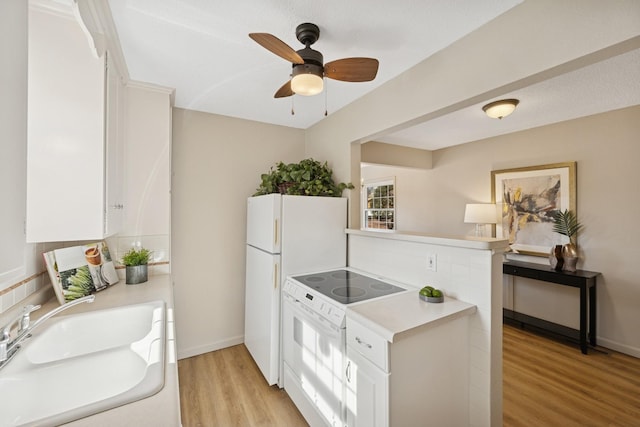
(282, 268, 407, 426)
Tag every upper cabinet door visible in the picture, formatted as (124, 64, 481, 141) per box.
(104, 53, 125, 236)
(26, 6, 123, 242)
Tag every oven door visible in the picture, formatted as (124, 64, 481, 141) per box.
(282, 292, 346, 427)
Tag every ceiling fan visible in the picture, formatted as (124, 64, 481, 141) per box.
(249, 23, 379, 98)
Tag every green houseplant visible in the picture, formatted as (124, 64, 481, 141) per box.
(121, 247, 152, 284)
(552, 209, 582, 246)
(552, 209, 583, 272)
(253, 158, 354, 197)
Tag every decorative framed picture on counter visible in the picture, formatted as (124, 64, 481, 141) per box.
(43, 241, 119, 304)
(491, 162, 576, 256)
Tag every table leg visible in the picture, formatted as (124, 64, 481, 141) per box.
(589, 280, 597, 347)
(580, 284, 588, 354)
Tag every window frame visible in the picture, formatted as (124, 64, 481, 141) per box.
(361, 177, 396, 231)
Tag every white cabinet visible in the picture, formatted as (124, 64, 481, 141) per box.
(104, 53, 125, 236)
(26, 6, 124, 242)
(345, 345, 389, 427)
(346, 314, 471, 427)
(0, 0, 28, 288)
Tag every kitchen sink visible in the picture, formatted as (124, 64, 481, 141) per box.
(0, 300, 166, 427)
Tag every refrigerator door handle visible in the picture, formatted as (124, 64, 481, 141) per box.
(274, 263, 278, 289)
(274, 219, 278, 246)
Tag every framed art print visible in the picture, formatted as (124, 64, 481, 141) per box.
(491, 162, 576, 256)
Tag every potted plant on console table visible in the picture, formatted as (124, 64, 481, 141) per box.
(552, 209, 583, 272)
(121, 247, 152, 284)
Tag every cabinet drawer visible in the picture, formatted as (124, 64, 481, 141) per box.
(347, 318, 389, 372)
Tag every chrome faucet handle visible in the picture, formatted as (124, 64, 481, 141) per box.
(0, 338, 7, 361)
(0, 324, 10, 358)
(0, 304, 41, 362)
(18, 304, 41, 334)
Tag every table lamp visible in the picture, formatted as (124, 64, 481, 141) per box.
(464, 203, 498, 237)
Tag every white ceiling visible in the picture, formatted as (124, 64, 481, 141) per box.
(105, 0, 640, 151)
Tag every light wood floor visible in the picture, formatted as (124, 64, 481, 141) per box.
(178, 344, 307, 426)
(179, 325, 640, 427)
(503, 324, 640, 426)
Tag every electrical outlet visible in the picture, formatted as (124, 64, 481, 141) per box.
(427, 253, 437, 271)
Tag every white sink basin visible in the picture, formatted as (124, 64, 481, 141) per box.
(0, 300, 166, 427)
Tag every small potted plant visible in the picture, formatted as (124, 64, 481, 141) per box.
(552, 209, 583, 272)
(121, 247, 152, 284)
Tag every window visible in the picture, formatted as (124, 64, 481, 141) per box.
(362, 178, 395, 230)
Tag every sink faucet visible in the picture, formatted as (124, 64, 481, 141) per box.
(0, 295, 95, 370)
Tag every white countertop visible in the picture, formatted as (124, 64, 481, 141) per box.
(346, 228, 509, 251)
(32, 274, 181, 427)
(346, 291, 476, 342)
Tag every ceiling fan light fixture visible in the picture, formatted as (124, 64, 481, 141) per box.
(249, 23, 378, 100)
(482, 98, 520, 119)
(291, 64, 324, 96)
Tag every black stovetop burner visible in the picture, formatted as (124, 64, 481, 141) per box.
(292, 269, 405, 305)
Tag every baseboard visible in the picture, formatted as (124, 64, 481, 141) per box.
(177, 334, 244, 360)
(504, 310, 640, 358)
(596, 336, 640, 358)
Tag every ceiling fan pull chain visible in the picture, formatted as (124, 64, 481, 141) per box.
(324, 78, 328, 116)
(291, 96, 295, 115)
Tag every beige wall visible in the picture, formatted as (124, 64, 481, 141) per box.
(361, 106, 640, 356)
(303, 0, 640, 356)
(171, 108, 305, 358)
(362, 107, 640, 356)
(306, 0, 640, 229)
(361, 164, 431, 233)
(361, 141, 432, 169)
(424, 106, 640, 355)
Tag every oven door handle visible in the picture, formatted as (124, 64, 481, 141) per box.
(284, 296, 342, 337)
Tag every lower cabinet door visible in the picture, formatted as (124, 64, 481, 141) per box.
(345, 346, 389, 427)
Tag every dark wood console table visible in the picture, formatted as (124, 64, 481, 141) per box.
(502, 260, 601, 354)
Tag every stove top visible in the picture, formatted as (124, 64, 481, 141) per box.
(291, 269, 405, 305)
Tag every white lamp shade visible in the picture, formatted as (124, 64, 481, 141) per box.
(464, 203, 498, 224)
(291, 73, 323, 96)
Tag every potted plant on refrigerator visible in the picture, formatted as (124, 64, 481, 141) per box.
(253, 158, 354, 197)
(121, 247, 152, 284)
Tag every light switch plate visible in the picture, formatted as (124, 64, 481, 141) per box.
(427, 253, 437, 271)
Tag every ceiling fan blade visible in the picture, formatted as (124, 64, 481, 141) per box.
(249, 33, 304, 64)
(274, 80, 294, 98)
(324, 58, 379, 82)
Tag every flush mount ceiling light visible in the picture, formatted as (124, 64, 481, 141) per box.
(482, 98, 520, 119)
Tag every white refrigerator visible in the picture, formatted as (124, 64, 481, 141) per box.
(245, 194, 347, 386)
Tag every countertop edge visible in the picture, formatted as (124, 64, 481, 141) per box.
(346, 228, 509, 251)
(346, 296, 477, 342)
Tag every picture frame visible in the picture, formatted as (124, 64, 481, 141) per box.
(491, 162, 576, 256)
(43, 241, 119, 304)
